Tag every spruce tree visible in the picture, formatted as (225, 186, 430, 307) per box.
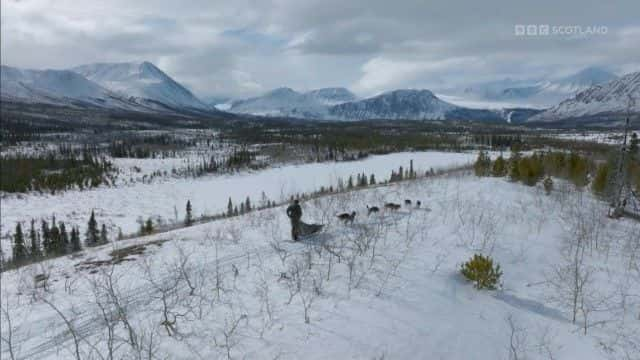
(59, 222, 69, 254)
(70, 227, 82, 252)
(509, 153, 521, 181)
(592, 163, 610, 196)
(409, 159, 414, 179)
(240, 202, 245, 214)
(226, 198, 233, 217)
(491, 155, 507, 177)
(245, 196, 251, 212)
(185, 200, 193, 226)
(29, 219, 40, 258)
(41, 219, 51, 255)
(49, 220, 61, 255)
(347, 175, 354, 189)
(100, 224, 109, 244)
(369, 173, 376, 185)
(85, 210, 99, 247)
(234, 206, 239, 216)
(474, 151, 491, 177)
(13, 223, 27, 263)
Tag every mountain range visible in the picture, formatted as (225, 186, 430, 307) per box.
(529, 71, 640, 123)
(1, 61, 638, 124)
(1, 62, 214, 115)
(456, 67, 619, 108)
(224, 87, 531, 122)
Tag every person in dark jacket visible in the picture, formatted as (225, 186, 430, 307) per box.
(286, 199, 302, 241)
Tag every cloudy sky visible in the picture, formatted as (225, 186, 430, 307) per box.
(2, 0, 639, 99)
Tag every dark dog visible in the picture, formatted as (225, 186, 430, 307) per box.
(337, 211, 357, 223)
(415, 200, 422, 209)
(384, 203, 401, 211)
(367, 205, 380, 216)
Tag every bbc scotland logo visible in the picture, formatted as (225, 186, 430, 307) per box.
(515, 24, 608, 37)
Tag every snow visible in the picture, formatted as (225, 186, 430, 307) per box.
(71, 62, 208, 110)
(0, 151, 477, 250)
(329, 89, 458, 121)
(446, 67, 619, 109)
(530, 71, 640, 122)
(546, 131, 633, 144)
(2, 171, 638, 359)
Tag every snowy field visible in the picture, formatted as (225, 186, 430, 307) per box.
(1, 151, 478, 250)
(545, 131, 633, 145)
(2, 172, 639, 359)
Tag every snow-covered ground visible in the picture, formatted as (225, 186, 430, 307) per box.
(545, 131, 633, 145)
(2, 172, 639, 359)
(1, 151, 478, 251)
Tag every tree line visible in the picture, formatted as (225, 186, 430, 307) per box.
(474, 132, 640, 200)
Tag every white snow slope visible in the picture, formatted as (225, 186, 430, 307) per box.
(71, 61, 208, 110)
(529, 71, 640, 122)
(228, 87, 357, 118)
(453, 67, 619, 108)
(1, 173, 638, 359)
(0, 151, 478, 245)
(0, 65, 144, 110)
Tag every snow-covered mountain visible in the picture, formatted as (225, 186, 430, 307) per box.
(71, 61, 208, 110)
(304, 87, 357, 105)
(528, 71, 640, 122)
(0, 65, 150, 111)
(227, 87, 357, 117)
(456, 67, 618, 108)
(226, 87, 531, 122)
(227, 88, 321, 117)
(328, 89, 457, 120)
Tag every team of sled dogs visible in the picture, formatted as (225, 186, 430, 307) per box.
(336, 199, 422, 224)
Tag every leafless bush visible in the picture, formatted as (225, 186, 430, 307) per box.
(506, 314, 528, 360)
(1, 294, 18, 360)
(213, 310, 248, 360)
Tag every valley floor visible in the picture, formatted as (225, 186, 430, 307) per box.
(0, 151, 478, 253)
(1, 173, 639, 359)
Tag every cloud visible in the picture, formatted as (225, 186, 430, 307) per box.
(1, 0, 639, 99)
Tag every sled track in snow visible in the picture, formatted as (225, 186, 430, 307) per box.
(8, 188, 464, 359)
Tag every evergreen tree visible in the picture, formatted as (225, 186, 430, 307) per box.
(29, 219, 40, 258)
(70, 227, 82, 252)
(398, 166, 404, 181)
(474, 150, 492, 177)
(41, 219, 51, 255)
(567, 152, 589, 187)
(100, 224, 109, 244)
(592, 163, 610, 196)
(347, 175, 354, 189)
(226, 198, 233, 217)
(185, 200, 194, 226)
(233, 206, 239, 216)
(409, 159, 414, 179)
(240, 202, 246, 214)
(369, 173, 376, 185)
(49, 220, 61, 255)
(491, 155, 507, 177)
(85, 210, 99, 247)
(245, 196, 251, 212)
(508, 153, 521, 181)
(59, 222, 69, 254)
(12, 223, 27, 263)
